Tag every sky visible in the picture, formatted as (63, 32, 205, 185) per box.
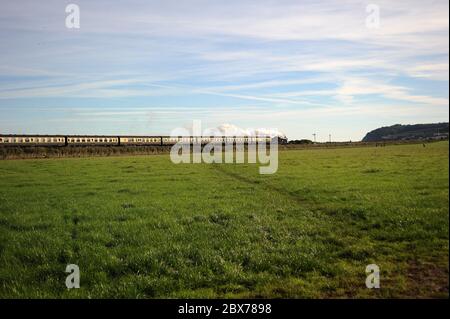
(0, 0, 448, 141)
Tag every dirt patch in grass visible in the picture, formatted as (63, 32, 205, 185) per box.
(404, 259, 449, 298)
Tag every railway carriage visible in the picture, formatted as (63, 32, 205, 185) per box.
(119, 136, 162, 146)
(257, 136, 271, 144)
(179, 137, 192, 144)
(67, 136, 118, 146)
(211, 136, 224, 144)
(162, 136, 179, 145)
(200, 136, 212, 144)
(191, 136, 202, 144)
(235, 136, 245, 144)
(0, 135, 66, 146)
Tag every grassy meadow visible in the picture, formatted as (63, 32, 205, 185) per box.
(0, 141, 448, 298)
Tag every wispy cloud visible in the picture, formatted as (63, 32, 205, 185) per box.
(0, 0, 448, 140)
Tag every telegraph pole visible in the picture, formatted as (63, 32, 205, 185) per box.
(312, 133, 316, 143)
(329, 134, 331, 143)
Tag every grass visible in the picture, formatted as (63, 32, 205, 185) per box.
(0, 141, 448, 298)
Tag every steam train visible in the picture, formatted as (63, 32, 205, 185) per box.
(0, 135, 287, 146)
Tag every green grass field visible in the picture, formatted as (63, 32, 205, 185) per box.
(0, 142, 448, 298)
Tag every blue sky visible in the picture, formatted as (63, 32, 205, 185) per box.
(0, 0, 448, 141)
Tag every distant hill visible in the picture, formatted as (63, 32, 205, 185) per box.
(362, 123, 449, 142)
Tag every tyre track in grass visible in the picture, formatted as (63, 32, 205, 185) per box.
(210, 164, 312, 209)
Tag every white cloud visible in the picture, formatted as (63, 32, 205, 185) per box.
(335, 77, 449, 106)
(0, 0, 448, 138)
